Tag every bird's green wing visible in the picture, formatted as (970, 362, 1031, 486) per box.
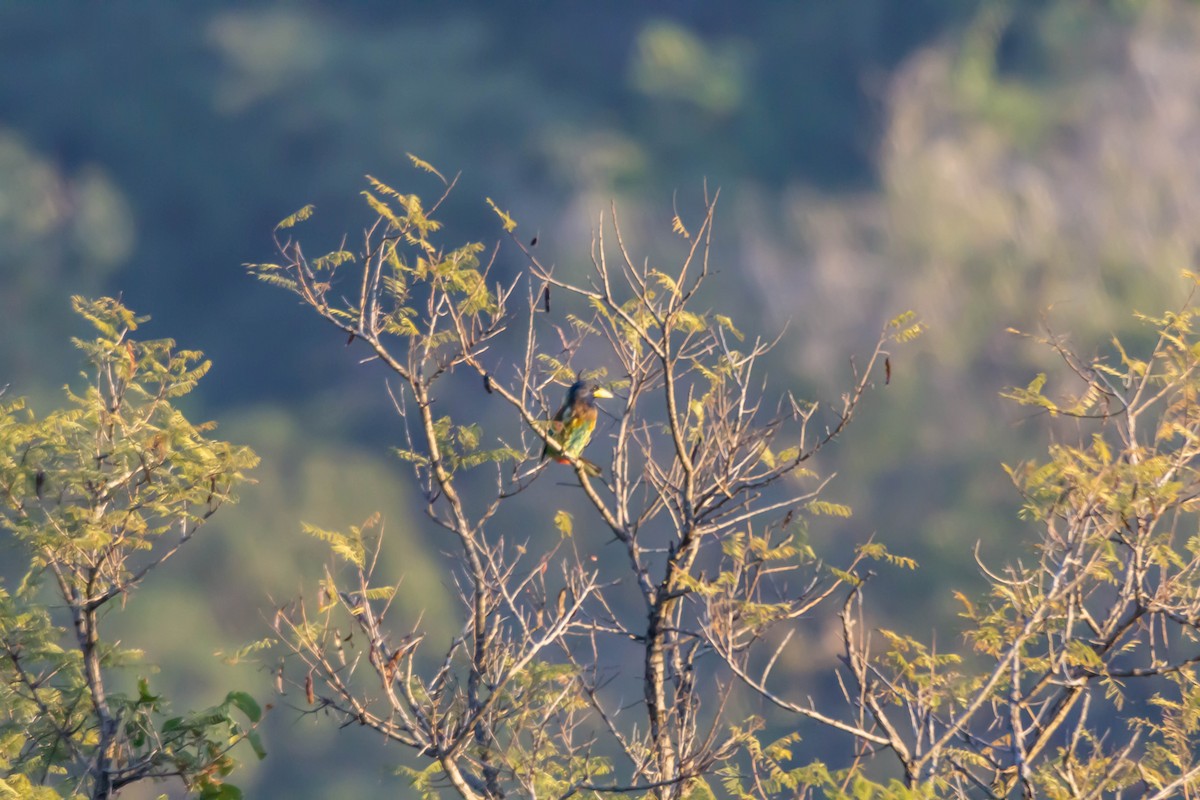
(558, 407, 598, 458)
(540, 418, 566, 460)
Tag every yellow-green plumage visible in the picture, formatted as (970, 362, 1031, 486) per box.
(542, 380, 612, 470)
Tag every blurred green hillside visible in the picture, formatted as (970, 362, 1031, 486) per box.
(4, 2, 1200, 796)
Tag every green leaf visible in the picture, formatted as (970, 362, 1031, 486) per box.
(651, 269, 680, 295)
(807, 500, 853, 518)
(364, 585, 396, 601)
(312, 250, 355, 271)
(275, 204, 315, 230)
(554, 510, 573, 538)
(1002, 372, 1060, 413)
(486, 197, 518, 232)
(225, 690, 262, 723)
(253, 272, 299, 291)
(200, 784, 243, 800)
(365, 174, 404, 200)
(828, 567, 862, 586)
(246, 730, 267, 760)
(302, 522, 365, 567)
(887, 310, 925, 343)
(407, 153, 447, 184)
(672, 213, 691, 239)
(675, 310, 707, 333)
(217, 637, 273, 665)
(456, 423, 482, 451)
(362, 190, 400, 227)
(715, 314, 744, 341)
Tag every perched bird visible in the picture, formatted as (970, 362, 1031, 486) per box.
(542, 379, 613, 475)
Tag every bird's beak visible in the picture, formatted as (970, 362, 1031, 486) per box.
(592, 386, 614, 399)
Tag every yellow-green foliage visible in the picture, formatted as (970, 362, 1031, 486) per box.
(0, 297, 261, 798)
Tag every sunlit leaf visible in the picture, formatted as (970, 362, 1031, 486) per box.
(275, 204, 315, 230)
(407, 153, 447, 184)
(486, 197, 517, 232)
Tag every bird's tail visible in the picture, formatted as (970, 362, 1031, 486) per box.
(578, 456, 602, 477)
(552, 455, 602, 477)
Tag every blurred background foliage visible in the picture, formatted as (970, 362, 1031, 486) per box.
(4, 1, 1200, 796)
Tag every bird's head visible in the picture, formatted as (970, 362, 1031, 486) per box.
(566, 379, 613, 405)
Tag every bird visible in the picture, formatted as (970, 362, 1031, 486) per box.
(542, 379, 613, 475)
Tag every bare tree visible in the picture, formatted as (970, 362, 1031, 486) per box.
(719, 301, 1200, 798)
(256, 167, 1200, 798)
(252, 165, 914, 799)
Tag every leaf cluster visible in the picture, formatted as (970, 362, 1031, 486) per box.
(0, 298, 261, 799)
